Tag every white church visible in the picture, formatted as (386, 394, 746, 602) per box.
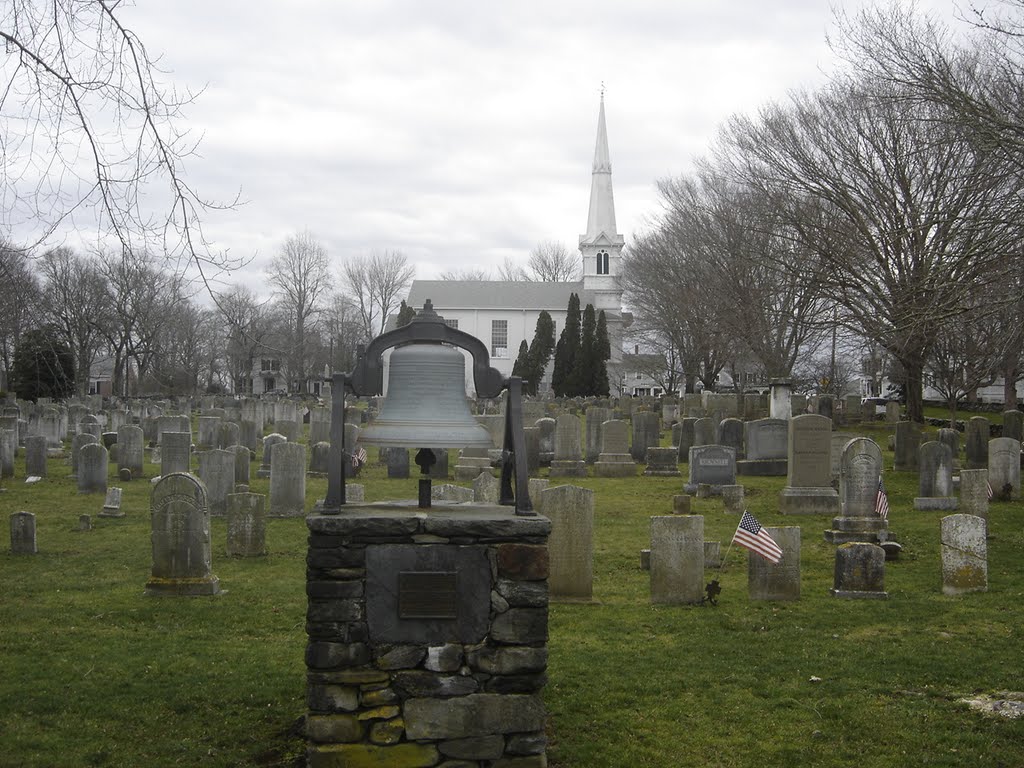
(404, 95, 631, 395)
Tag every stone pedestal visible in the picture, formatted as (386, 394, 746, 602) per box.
(306, 504, 550, 767)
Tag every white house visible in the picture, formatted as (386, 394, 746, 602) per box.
(404, 94, 630, 394)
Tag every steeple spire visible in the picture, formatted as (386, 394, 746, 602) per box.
(583, 91, 617, 239)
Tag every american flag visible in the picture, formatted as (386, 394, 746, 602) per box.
(351, 446, 367, 468)
(732, 511, 783, 565)
(987, 479, 994, 500)
(875, 476, 889, 519)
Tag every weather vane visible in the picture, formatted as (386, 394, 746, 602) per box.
(600, 81, 605, 98)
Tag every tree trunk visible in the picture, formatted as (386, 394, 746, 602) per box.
(904, 358, 925, 423)
(1003, 364, 1019, 410)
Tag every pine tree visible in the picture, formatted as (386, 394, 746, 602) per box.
(551, 293, 581, 396)
(12, 327, 75, 402)
(512, 339, 530, 381)
(395, 300, 416, 327)
(576, 303, 599, 396)
(524, 310, 556, 395)
(595, 309, 611, 395)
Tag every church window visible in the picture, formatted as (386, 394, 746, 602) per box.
(597, 251, 610, 275)
(491, 320, 508, 358)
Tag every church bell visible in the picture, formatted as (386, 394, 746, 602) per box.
(357, 342, 493, 449)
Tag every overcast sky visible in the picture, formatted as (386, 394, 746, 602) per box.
(109, 0, 963, 297)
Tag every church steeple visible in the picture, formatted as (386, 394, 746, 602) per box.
(580, 91, 624, 302)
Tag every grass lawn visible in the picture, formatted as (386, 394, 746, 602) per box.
(1, 419, 1023, 767)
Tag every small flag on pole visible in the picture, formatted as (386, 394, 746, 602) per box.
(732, 511, 783, 564)
(351, 445, 367, 468)
(875, 476, 889, 519)
(987, 479, 994, 500)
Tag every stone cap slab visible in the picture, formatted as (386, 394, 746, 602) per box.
(308, 502, 551, 540)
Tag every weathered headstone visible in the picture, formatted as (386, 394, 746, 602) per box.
(217, 421, 240, 450)
(893, 421, 922, 472)
(387, 447, 411, 479)
(938, 427, 961, 472)
(585, 407, 610, 464)
(748, 526, 801, 601)
(965, 416, 990, 470)
(885, 401, 901, 423)
(769, 380, 792, 419)
(721, 485, 744, 515)
(630, 411, 660, 462)
(542, 484, 595, 602)
(145, 473, 220, 596)
(692, 417, 715, 449)
(0, 429, 16, 478)
(230, 444, 251, 486)
(309, 441, 330, 475)
(258, 433, 287, 479)
(197, 415, 221, 450)
(536, 417, 555, 465)
(718, 418, 744, 459)
(831, 542, 887, 599)
(675, 417, 697, 463)
(239, 419, 259, 453)
(10, 511, 37, 554)
(643, 446, 680, 477)
(650, 515, 704, 605)
(24, 434, 47, 478)
(594, 420, 635, 477)
(737, 418, 788, 476)
(269, 442, 306, 517)
(825, 437, 889, 544)
(684, 445, 736, 495)
(161, 432, 192, 477)
(99, 486, 124, 518)
(77, 442, 108, 494)
(829, 433, 857, 486)
(941, 513, 987, 596)
(308, 406, 331, 446)
(987, 437, 1021, 500)
(550, 414, 587, 478)
(959, 469, 990, 521)
(432, 483, 475, 503)
(117, 424, 145, 479)
(70, 432, 99, 476)
(914, 441, 957, 510)
(226, 492, 267, 557)
(197, 449, 236, 517)
(779, 414, 840, 515)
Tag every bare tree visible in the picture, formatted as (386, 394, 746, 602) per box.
(39, 247, 109, 397)
(342, 249, 415, 339)
(497, 257, 531, 282)
(0, 1, 240, 278)
(528, 240, 582, 281)
(717, 70, 1024, 422)
(439, 267, 493, 281)
(266, 231, 333, 392)
(0, 243, 40, 388)
(218, 285, 274, 395)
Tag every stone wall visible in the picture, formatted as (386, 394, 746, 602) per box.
(306, 505, 551, 767)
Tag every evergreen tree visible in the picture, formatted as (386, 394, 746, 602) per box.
(395, 300, 416, 327)
(576, 303, 599, 396)
(512, 339, 530, 381)
(524, 310, 556, 395)
(595, 310, 611, 395)
(551, 293, 581, 397)
(12, 327, 75, 402)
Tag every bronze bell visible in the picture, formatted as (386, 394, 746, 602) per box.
(358, 342, 493, 449)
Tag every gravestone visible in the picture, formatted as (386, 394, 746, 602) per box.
(10, 511, 37, 554)
(965, 416, 990, 470)
(387, 447, 411, 479)
(718, 418, 744, 459)
(941, 514, 987, 596)
(217, 421, 240, 450)
(959, 469, 990, 521)
(831, 542, 887, 599)
(239, 420, 259, 453)
(987, 437, 1021, 500)
(25, 434, 47, 478)
(427, 447, 449, 480)
(70, 432, 99, 477)
(790, 394, 807, 415)
(914, 441, 957, 510)
(0, 429, 16, 478)
(117, 424, 145, 479)
(549, 414, 587, 478)
(258, 433, 287, 479)
(472, 471, 500, 504)
(675, 417, 697, 464)
(630, 411, 660, 462)
(308, 406, 331, 445)
(844, 394, 861, 424)
(684, 445, 736, 495)
(818, 395, 834, 421)
(145, 473, 220, 596)
(226, 492, 267, 557)
(650, 515, 704, 605)
(721, 485, 744, 515)
(1002, 410, 1024, 443)
(938, 427, 961, 472)
(748, 526, 801, 601)
(769, 380, 792, 419)
(197, 415, 220, 450)
(99, 487, 124, 518)
(40, 410, 62, 447)
(523, 427, 541, 475)
(893, 421, 922, 472)
(269, 442, 306, 517)
(308, 441, 330, 475)
(77, 443, 108, 494)
(829, 433, 857, 486)
(542, 484, 595, 602)
(692, 417, 715, 449)
(536, 417, 555, 465)
(230, 444, 251, 486)
(737, 418, 788, 476)
(594, 420, 635, 477)
(197, 449, 236, 517)
(161, 432, 192, 477)
(344, 423, 363, 479)
(432, 484, 475, 503)
(643, 446, 680, 477)
(779, 414, 839, 515)
(585, 407, 610, 464)
(885, 401, 901, 423)
(825, 437, 889, 544)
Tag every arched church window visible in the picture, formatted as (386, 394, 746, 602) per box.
(597, 250, 610, 275)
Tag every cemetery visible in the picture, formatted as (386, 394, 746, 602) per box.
(2, 394, 1024, 767)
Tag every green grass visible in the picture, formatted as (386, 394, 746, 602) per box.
(2, 425, 1023, 767)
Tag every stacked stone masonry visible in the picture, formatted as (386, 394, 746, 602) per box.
(306, 504, 551, 768)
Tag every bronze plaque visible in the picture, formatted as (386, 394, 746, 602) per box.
(398, 571, 458, 619)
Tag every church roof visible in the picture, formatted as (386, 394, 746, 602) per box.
(407, 280, 595, 312)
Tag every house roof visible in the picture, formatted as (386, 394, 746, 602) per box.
(407, 280, 595, 312)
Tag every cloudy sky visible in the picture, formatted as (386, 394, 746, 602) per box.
(99, 1, 962, 295)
